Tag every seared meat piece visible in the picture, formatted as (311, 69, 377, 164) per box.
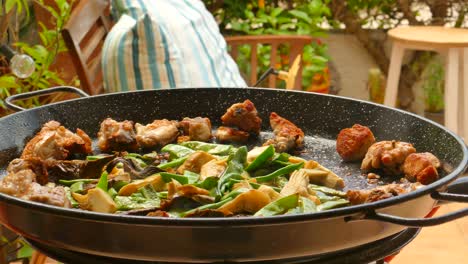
(347, 180, 422, 205)
(361, 140, 416, 175)
(336, 124, 375, 162)
(21, 121, 92, 160)
(135, 119, 179, 148)
(263, 112, 304, 153)
(402, 152, 441, 185)
(215, 126, 249, 143)
(179, 117, 212, 142)
(98, 118, 138, 152)
(0, 169, 70, 207)
(221, 99, 262, 134)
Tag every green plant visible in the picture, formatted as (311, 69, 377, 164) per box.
(206, 0, 333, 89)
(0, 0, 75, 114)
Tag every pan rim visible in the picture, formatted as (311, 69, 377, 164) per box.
(0, 87, 466, 226)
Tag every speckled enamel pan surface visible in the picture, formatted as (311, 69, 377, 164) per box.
(0, 88, 466, 261)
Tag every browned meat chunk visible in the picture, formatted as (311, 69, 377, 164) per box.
(0, 169, 71, 208)
(361, 140, 416, 175)
(178, 117, 212, 142)
(402, 152, 440, 185)
(347, 180, 422, 205)
(97, 118, 138, 152)
(21, 121, 92, 160)
(135, 119, 179, 148)
(215, 126, 249, 143)
(336, 124, 375, 162)
(263, 112, 304, 153)
(221, 99, 262, 134)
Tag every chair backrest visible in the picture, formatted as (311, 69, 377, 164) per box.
(225, 35, 313, 89)
(61, 0, 112, 95)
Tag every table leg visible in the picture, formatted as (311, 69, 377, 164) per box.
(444, 48, 460, 134)
(463, 48, 468, 143)
(384, 42, 405, 107)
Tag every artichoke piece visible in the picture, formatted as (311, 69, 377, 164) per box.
(177, 151, 217, 174)
(304, 161, 345, 189)
(118, 175, 165, 196)
(218, 189, 271, 215)
(72, 188, 117, 213)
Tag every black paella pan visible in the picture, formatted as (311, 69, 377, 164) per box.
(0, 86, 467, 262)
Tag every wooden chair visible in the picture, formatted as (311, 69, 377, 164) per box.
(225, 35, 313, 89)
(61, 0, 112, 95)
(384, 26, 468, 142)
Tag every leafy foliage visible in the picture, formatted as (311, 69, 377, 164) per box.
(0, 0, 76, 114)
(204, 0, 333, 90)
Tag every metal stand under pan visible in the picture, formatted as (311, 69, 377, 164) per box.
(26, 228, 420, 264)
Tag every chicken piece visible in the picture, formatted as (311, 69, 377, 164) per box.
(177, 151, 217, 174)
(347, 180, 422, 205)
(361, 140, 416, 175)
(0, 169, 70, 208)
(218, 189, 271, 215)
(215, 126, 250, 143)
(199, 159, 227, 180)
(97, 118, 138, 152)
(402, 152, 441, 185)
(221, 99, 262, 134)
(336, 124, 376, 162)
(179, 117, 212, 142)
(135, 119, 179, 148)
(263, 112, 304, 153)
(280, 169, 320, 204)
(21, 121, 92, 160)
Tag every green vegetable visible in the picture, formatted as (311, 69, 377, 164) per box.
(107, 188, 118, 199)
(245, 145, 275, 172)
(86, 155, 109, 161)
(181, 197, 234, 217)
(139, 185, 159, 199)
(112, 181, 129, 192)
(217, 146, 248, 193)
(299, 197, 317, 213)
(70, 181, 86, 194)
(221, 187, 250, 201)
(314, 190, 342, 203)
(157, 191, 168, 199)
(115, 193, 161, 211)
(180, 141, 237, 156)
(64, 187, 79, 208)
(254, 194, 300, 216)
(272, 152, 291, 163)
(317, 199, 350, 211)
(228, 178, 281, 192)
(309, 184, 347, 197)
(59, 179, 96, 186)
(184, 171, 200, 184)
(96, 171, 108, 192)
(255, 162, 304, 183)
(125, 155, 147, 168)
(161, 144, 195, 159)
(194, 177, 219, 190)
(160, 172, 189, 184)
(157, 156, 187, 170)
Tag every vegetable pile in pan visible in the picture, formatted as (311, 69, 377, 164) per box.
(0, 100, 439, 217)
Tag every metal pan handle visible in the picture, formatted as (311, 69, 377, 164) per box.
(5, 86, 89, 112)
(347, 177, 468, 227)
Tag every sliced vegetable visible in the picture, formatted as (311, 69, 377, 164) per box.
(217, 146, 248, 193)
(118, 175, 165, 196)
(70, 181, 86, 194)
(317, 199, 350, 211)
(181, 197, 233, 217)
(96, 171, 108, 191)
(194, 177, 219, 190)
(107, 188, 118, 199)
(245, 145, 275, 172)
(228, 178, 281, 192)
(72, 188, 117, 213)
(309, 184, 347, 198)
(59, 179, 96, 186)
(161, 144, 194, 159)
(180, 141, 237, 156)
(184, 170, 200, 184)
(115, 193, 160, 211)
(254, 194, 300, 217)
(64, 187, 79, 208)
(160, 172, 189, 185)
(221, 187, 250, 201)
(255, 162, 304, 183)
(157, 156, 187, 170)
